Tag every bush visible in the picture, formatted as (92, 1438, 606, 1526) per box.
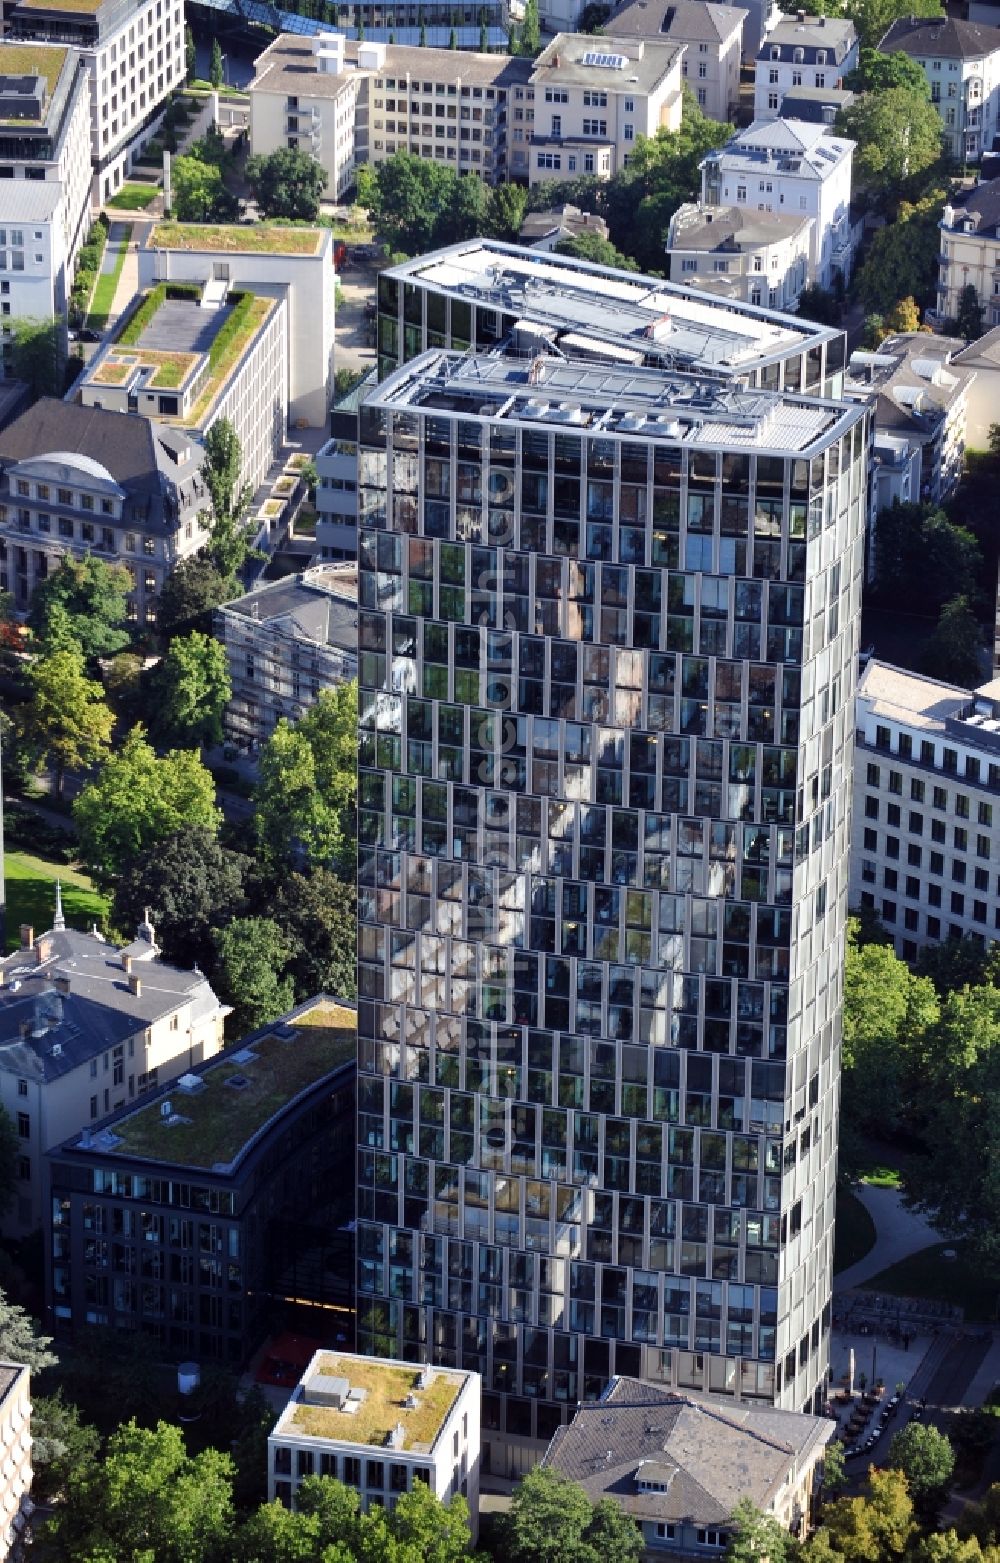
(208, 291, 256, 371)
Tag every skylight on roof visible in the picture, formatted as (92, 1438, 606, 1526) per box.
(581, 50, 629, 68)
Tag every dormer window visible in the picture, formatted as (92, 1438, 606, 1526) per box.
(816, 49, 826, 63)
(770, 45, 780, 58)
(793, 47, 804, 62)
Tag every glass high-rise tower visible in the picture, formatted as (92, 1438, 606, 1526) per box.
(356, 273, 868, 1475)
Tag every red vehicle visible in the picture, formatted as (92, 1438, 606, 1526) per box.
(333, 240, 347, 272)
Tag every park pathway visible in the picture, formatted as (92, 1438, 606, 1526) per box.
(834, 1186, 942, 1292)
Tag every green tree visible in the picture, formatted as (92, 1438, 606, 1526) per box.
(255, 684, 357, 874)
(837, 87, 942, 205)
(855, 187, 946, 315)
(0, 1111, 18, 1220)
(30, 1391, 101, 1505)
(358, 154, 492, 255)
(863, 313, 888, 347)
(154, 630, 231, 748)
(17, 648, 114, 795)
(914, 1534, 990, 1563)
(502, 1467, 642, 1563)
(872, 503, 981, 614)
(923, 593, 983, 687)
(915, 934, 997, 995)
(956, 283, 984, 339)
(185, 24, 196, 81)
(245, 147, 328, 220)
(845, 47, 930, 94)
(888, 1424, 956, 1511)
(172, 153, 233, 222)
(419, 19, 427, 44)
(29, 554, 131, 660)
(73, 725, 221, 884)
(8, 316, 63, 397)
(842, 921, 938, 1146)
(726, 1498, 791, 1563)
(0, 1291, 56, 1371)
(518, 0, 541, 54)
(480, 17, 489, 50)
(485, 181, 528, 240)
(823, 1468, 916, 1562)
(847, 0, 944, 50)
(579, 0, 611, 28)
(44, 1418, 235, 1562)
(555, 231, 639, 270)
(158, 556, 234, 637)
(202, 418, 254, 572)
(112, 824, 246, 971)
(273, 870, 357, 1000)
(384, 1480, 482, 1563)
(449, 24, 457, 45)
(824, 1440, 848, 1497)
(211, 37, 224, 88)
(798, 283, 841, 325)
(214, 916, 295, 1034)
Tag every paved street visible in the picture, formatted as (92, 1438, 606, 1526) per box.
(335, 259, 377, 377)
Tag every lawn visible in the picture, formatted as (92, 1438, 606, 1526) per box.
(833, 1187, 878, 1275)
(87, 223, 132, 330)
(0, 43, 67, 93)
(864, 1241, 1000, 1322)
(5, 850, 108, 951)
(291, 1355, 460, 1451)
(106, 183, 158, 211)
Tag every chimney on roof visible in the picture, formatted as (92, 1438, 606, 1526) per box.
(18, 1021, 30, 1039)
(35, 936, 51, 965)
(128, 973, 142, 997)
(122, 954, 132, 975)
(54, 974, 70, 995)
(20, 926, 33, 951)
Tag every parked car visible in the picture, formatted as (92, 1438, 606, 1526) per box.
(75, 328, 101, 343)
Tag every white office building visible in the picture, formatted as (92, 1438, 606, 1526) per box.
(269, 1351, 480, 1531)
(852, 661, 1000, 959)
(700, 119, 855, 289)
(6, 0, 185, 203)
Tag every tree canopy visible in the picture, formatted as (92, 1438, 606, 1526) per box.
(837, 87, 942, 206)
(73, 725, 221, 884)
(172, 154, 235, 223)
(273, 869, 357, 1001)
(500, 1467, 643, 1563)
(554, 232, 638, 270)
(846, 47, 930, 95)
(214, 916, 295, 1035)
(17, 648, 114, 795)
(255, 683, 357, 875)
(112, 824, 246, 971)
(887, 1424, 956, 1508)
(872, 502, 982, 616)
(846, 0, 944, 50)
(356, 155, 490, 255)
(153, 631, 232, 749)
(29, 555, 131, 660)
(158, 557, 235, 638)
(245, 147, 327, 220)
(923, 593, 983, 687)
(855, 188, 946, 315)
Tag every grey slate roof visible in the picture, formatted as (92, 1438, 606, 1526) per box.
(878, 14, 1000, 60)
(758, 13, 856, 63)
(0, 399, 161, 500)
(606, 0, 747, 45)
(224, 569, 358, 655)
(0, 925, 222, 1083)
(948, 175, 1000, 238)
(542, 1378, 831, 1529)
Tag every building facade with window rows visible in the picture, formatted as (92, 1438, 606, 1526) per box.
(356, 345, 868, 1474)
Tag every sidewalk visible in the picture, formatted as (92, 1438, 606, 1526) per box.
(834, 1186, 942, 1293)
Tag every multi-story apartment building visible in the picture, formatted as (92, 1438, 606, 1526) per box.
(843, 333, 973, 521)
(526, 33, 684, 185)
(374, 238, 850, 395)
(935, 180, 1000, 328)
(667, 203, 813, 312)
(753, 15, 857, 123)
(6, 0, 185, 202)
(700, 120, 855, 290)
(316, 370, 374, 561)
(356, 326, 868, 1474)
(45, 998, 356, 1360)
(76, 276, 288, 502)
(268, 1351, 480, 1525)
(850, 661, 1000, 959)
(0, 42, 92, 367)
(0, 906, 225, 1237)
(249, 32, 531, 194)
(0, 1365, 31, 1561)
(950, 325, 1000, 450)
(879, 15, 1000, 164)
(0, 396, 209, 623)
(605, 0, 747, 125)
(214, 565, 358, 748)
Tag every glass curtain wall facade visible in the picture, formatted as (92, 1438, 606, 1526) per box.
(356, 349, 868, 1473)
